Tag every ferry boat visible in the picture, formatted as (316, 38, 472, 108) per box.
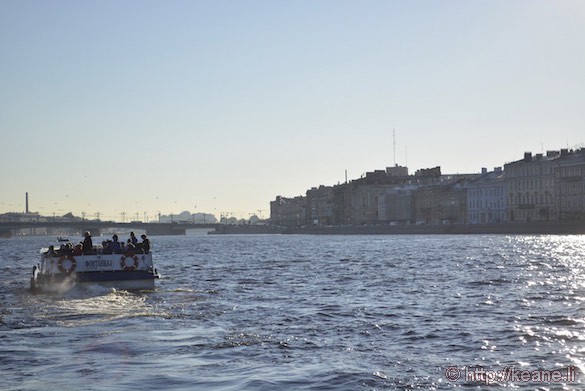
(30, 243, 161, 292)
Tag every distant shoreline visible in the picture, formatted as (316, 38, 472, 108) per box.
(210, 221, 585, 235)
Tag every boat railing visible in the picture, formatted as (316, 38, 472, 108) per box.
(42, 245, 151, 258)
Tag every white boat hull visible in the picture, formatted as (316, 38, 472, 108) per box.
(31, 251, 160, 292)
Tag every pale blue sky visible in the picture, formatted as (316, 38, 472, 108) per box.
(1, 0, 584, 220)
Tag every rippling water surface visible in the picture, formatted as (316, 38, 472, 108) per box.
(1, 234, 585, 390)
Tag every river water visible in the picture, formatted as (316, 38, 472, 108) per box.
(1, 234, 584, 390)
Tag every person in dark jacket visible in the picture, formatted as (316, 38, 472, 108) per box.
(82, 231, 93, 255)
(111, 234, 122, 254)
(140, 234, 150, 253)
(129, 231, 138, 246)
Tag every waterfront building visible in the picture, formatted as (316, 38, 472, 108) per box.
(332, 183, 355, 225)
(504, 151, 558, 222)
(0, 212, 41, 222)
(555, 148, 585, 220)
(268, 164, 486, 228)
(467, 167, 507, 224)
(306, 186, 334, 225)
(329, 166, 410, 225)
(413, 180, 469, 224)
(0, 212, 65, 235)
(386, 165, 409, 177)
(378, 185, 416, 223)
(352, 184, 389, 225)
(270, 196, 306, 227)
(331, 182, 387, 226)
(348, 167, 411, 225)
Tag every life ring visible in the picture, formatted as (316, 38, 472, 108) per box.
(58, 255, 77, 274)
(120, 254, 139, 271)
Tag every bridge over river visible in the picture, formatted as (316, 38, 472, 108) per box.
(0, 221, 219, 236)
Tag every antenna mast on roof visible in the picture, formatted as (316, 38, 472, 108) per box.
(393, 129, 396, 166)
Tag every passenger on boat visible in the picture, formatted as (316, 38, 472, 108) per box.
(72, 244, 83, 256)
(45, 245, 57, 257)
(101, 240, 111, 254)
(111, 235, 122, 254)
(126, 239, 136, 252)
(140, 234, 150, 253)
(58, 243, 73, 256)
(129, 231, 138, 246)
(82, 231, 93, 255)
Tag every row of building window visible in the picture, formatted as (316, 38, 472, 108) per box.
(468, 199, 505, 209)
(469, 212, 506, 223)
(510, 192, 553, 205)
(509, 179, 554, 192)
(560, 197, 585, 209)
(558, 184, 585, 195)
(508, 166, 555, 178)
(559, 167, 585, 177)
(468, 187, 505, 197)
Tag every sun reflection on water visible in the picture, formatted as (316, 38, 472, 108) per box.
(509, 235, 585, 378)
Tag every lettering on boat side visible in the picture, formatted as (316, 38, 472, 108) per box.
(85, 259, 113, 270)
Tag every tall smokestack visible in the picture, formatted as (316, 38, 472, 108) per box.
(25, 192, 29, 214)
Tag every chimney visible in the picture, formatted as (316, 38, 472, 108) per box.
(25, 192, 29, 214)
(561, 148, 569, 156)
(524, 152, 532, 162)
(481, 167, 488, 174)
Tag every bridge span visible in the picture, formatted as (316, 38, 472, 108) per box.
(0, 221, 219, 236)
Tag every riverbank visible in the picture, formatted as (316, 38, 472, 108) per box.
(210, 221, 585, 235)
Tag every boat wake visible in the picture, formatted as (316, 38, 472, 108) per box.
(31, 274, 77, 295)
(32, 288, 163, 327)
